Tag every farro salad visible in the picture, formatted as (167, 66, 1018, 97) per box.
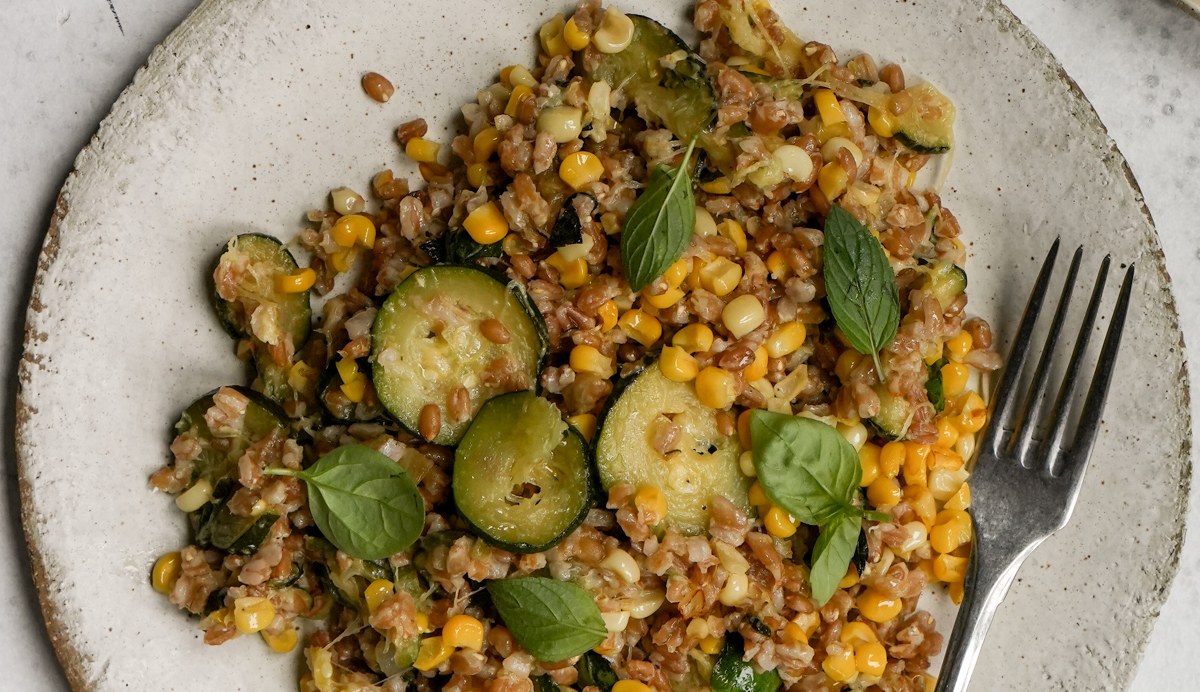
(149, 2, 1001, 691)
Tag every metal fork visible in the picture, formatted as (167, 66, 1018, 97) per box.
(934, 239, 1136, 692)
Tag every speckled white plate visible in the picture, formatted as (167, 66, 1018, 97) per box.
(1174, 0, 1200, 20)
(16, 0, 1190, 690)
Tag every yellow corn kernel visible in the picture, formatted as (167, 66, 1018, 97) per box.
(466, 163, 491, 189)
(743, 346, 769, 382)
(932, 553, 968, 583)
(700, 177, 732, 195)
(463, 201, 509, 245)
(443, 614, 485, 651)
(414, 636, 455, 671)
(634, 485, 668, 526)
(405, 137, 441, 164)
(930, 511, 972, 554)
(152, 552, 182, 595)
(602, 548, 641, 584)
(748, 481, 770, 509)
(718, 572, 749, 606)
(840, 621, 877, 646)
(538, 106, 585, 143)
(866, 476, 901, 508)
(618, 309, 662, 346)
(818, 162, 849, 201)
(505, 84, 534, 117)
(340, 373, 367, 403)
(722, 294, 766, 339)
(944, 482, 971, 511)
(234, 596, 276, 634)
(559, 151, 605, 189)
(814, 89, 845, 125)
(699, 257, 743, 297)
(508, 65, 537, 89)
(335, 357, 359, 384)
(570, 344, 614, 377)
(593, 7, 635, 53)
(855, 641, 888, 677)
(765, 322, 806, 359)
(834, 349, 864, 382)
(868, 106, 895, 138)
(288, 361, 315, 393)
(856, 589, 903, 623)
(567, 413, 597, 442)
(673, 323, 714, 354)
(955, 392, 987, 433)
(903, 442, 931, 487)
(329, 248, 356, 274)
(331, 214, 368, 248)
(859, 443, 881, 487)
(717, 219, 748, 254)
(175, 478, 214, 512)
(955, 431, 976, 461)
(699, 636, 724, 655)
(839, 566, 860, 589)
(941, 362, 969, 398)
(539, 14, 572, 57)
(261, 627, 299, 653)
(879, 441, 905, 478)
(935, 417, 960, 449)
(904, 485, 937, 527)
(949, 579, 965, 606)
(765, 250, 792, 281)
(821, 137, 865, 169)
(415, 612, 430, 633)
(563, 16, 591, 50)
(554, 254, 590, 289)
(822, 645, 858, 683)
(946, 331, 974, 359)
(274, 268, 316, 294)
(739, 450, 757, 477)
(596, 300, 619, 332)
(839, 421, 869, 451)
(695, 366, 738, 409)
(364, 579, 394, 613)
(765, 505, 799, 538)
(473, 126, 502, 162)
(662, 258, 691, 289)
(816, 120, 853, 146)
(659, 346, 699, 383)
(643, 286, 685, 309)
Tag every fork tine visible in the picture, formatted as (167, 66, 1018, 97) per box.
(981, 238, 1061, 457)
(1042, 256, 1110, 474)
(1009, 246, 1083, 466)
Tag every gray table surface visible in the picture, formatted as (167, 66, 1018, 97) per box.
(2, 0, 1197, 689)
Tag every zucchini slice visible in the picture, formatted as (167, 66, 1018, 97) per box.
(891, 83, 956, 155)
(175, 386, 288, 488)
(868, 384, 914, 441)
(594, 366, 750, 534)
(371, 265, 547, 445)
(212, 233, 312, 352)
(925, 261, 967, 312)
(193, 501, 280, 555)
(453, 391, 593, 553)
(318, 362, 385, 423)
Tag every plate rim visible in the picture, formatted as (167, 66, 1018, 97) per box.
(15, 0, 1193, 690)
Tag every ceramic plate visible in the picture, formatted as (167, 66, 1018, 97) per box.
(1174, 0, 1200, 20)
(17, 0, 1190, 690)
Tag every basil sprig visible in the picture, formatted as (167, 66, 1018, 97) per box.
(620, 137, 699, 291)
(822, 205, 900, 379)
(487, 576, 607, 662)
(264, 444, 424, 561)
(750, 411, 887, 605)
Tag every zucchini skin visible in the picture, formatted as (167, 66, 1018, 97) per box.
(209, 233, 311, 347)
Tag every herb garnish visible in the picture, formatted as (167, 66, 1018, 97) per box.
(750, 411, 888, 605)
(620, 137, 699, 291)
(487, 576, 608, 662)
(264, 444, 425, 561)
(822, 205, 900, 379)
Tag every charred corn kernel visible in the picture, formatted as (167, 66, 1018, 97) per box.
(364, 579, 394, 613)
(933, 553, 968, 583)
(717, 219, 748, 254)
(838, 421, 869, 451)
(949, 579, 965, 605)
(593, 7, 635, 53)
(473, 126, 502, 162)
(567, 413, 597, 442)
(818, 162, 849, 201)
(275, 268, 316, 294)
(839, 567, 860, 589)
(644, 287, 685, 309)
(443, 614, 485, 650)
(560, 151, 604, 189)
(929, 449, 965, 471)
(463, 201, 509, 244)
(773, 143, 815, 182)
(903, 442, 931, 487)
(505, 84, 534, 117)
(152, 552, 182, 594)
(834, 349, 864, 382)
(538, 106, 585, 143)
(634, 485, 667, 525)
(935, 417, 960, 449)
(234, 597, 276, 634)
(765, 322, 806, 358)
(618, 309, 662, 346)
(699, 257, 743, 297)
(332, 214, 370, 247)
(695, 366, 738, 409)
(856, 589, 903, 623)
(699, 636, 724, 655)
(466, 163, 490, 189)
(340, 373, 368, 403)
(931, 511, 972, 554)
(659, 346, 699, 382)
(570, 344, 614, 377)
(405, 137, 441, 163)
(955, 392, 987, 433)
(336, 357, 359, 384)
(955, 431, 976, 461)
(673, 323, 714, 354)
(855, 641, 888, 676)
(866, 476, 902, 508)
(904, 485, 937, 526)
(880, 441, 905, 478)
(602, 548, 641, 584)
(946, 331, 974, 359)
(821, 137, 865, 169)
(329, 249, 356, 274)
(331, 187, 365, 215)
(176, 479, 214, 512)
(508, 65, 537, 89)
(722, 295, 765, 339)
(718, 572, 749, 606)
(868, 106, 895, 138)
(538, 14, 571, 57)
(739, 450, 757, 477)
(859, 443, 881, 486)
(261, 627, 299, 653)
(840, 622, 877, 646)
(743, 346, 769, 382)
(563, 16, 591, 50)
(662, 258, 690, 289)
(928, 467, 970, 502)
(695, 206, 719, 236)
(944, 482, 971, 511)
(765, 250, 792, 280)
(941, 362, 970, 397)
(748, 481, 771, 508)
(822, 646, 858, 682)
(815, 89, 845, 124)
(765, 505, 799, 538)
(414, 636, 454, 671)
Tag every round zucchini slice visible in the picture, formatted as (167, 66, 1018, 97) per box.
(453, 391, 592, 553)
(594, 365, 751, 535)
(211, 233, 312, 351)
(371, 265, 548, 445)
(175, 385, 288, 488)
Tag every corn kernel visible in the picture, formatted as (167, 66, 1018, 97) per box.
(822, 645, 858, 683)
(659, 346, 699, 383)
(234, 596, 276, 634)
(466, 163, 491, 189)
(699, 636, 724, 655)
(559, 151, 605, 189)
(567, 413, 597, 442)
(618, 309, 661, 346)
(175, 479, 214, 513)
(335, 357, 359, 384)
(815, 89, 845, 125)
(944, 482, 971, 511)
(275, 268, 316, 294)
(743, 346, 769, 382)
(834, 349, 864, 382)
(839, 622, 877, 646)
(783, 621, 808, 642)
(955, 431, 976, 461)
(722, 295, 765, 339)
(818, 162, 849, 201)
(508, 64, 537, 89)
(663, 258, 691, 289)
(443, 614, 485, 651)
(570, 344, 614, 378)
(949, 580, 965, 605)
(695, 366, 738, 409)
(473, 126, 502, 162)
(879, 441, 905, 478)
(946, 331, 974, 359)
(340, 373, 368, 403)
(505, 84, 534, 117)
(699, 257, 743, 297)
(331, 214, 369, 248)
(868, 106, 895, 138)
(538, 106, 585, 143)
(593, 7, 635, 53)
(790, 611, 821, 641)
(673, 323, 714, 354)
(928, 467, 970, 502)
(739, 450, 757, 477)
(331, 187, 365, 216)
(941, 362, 970, 398)
(364, 579, 394, 613)
(930, 512, 972, 554)
(855, 641, 888, 677)
(765, 250, 792, 281)
(329, 249, 356, 274)
(602, 548, 642, 584)
(905, 485, 938, 526)
(700, 177, 732, 194)
(859, 443, 881, 487)
(839, 566, 860, 589)
(866, 476, 901, 508)
(955, 392, 987, 433)
(765, 322, 806, 358)
(262, 627, 299, 653)
(816, 120, 853, 145)
(415, 612, 430, 633)
(624, 589, 666, 620)
(764, 505, 799, 538)
(748, 481, 770, 508)
(718, 572, 749, 606)
(564, 16, 592, 50)
(634, 485, 667, 526)
(821, 137, 865, 170)
(933, 553, 968, 583)
(903, 442, 931, 487)
(935, 417, 960, 449)
(695, 207, 719, 237)
(414, 636, 454, 671)
(773, 143, 815, 182)
(717, 219, 748, 254)
(856, 589, 903, 623)
(838, 421, 869, 451)
(463, 201, 509, 244)
(597, 300, 619, 332)
(405, 138, 441, 164)
(152, 552, 181, 595)
(643, 287, 685, 309)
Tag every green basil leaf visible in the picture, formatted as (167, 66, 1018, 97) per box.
(549, 194, 593, 248)
(710, 633, 782, 692)
(487, 576, 607, 662)
(809, 512, 863, 606)
(620, 137, 698, 291)
(750, 411, 861, 525)
(575, 651, 619, 692)
(822, 205, 900, 377)
(925, 357, 948, 412)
